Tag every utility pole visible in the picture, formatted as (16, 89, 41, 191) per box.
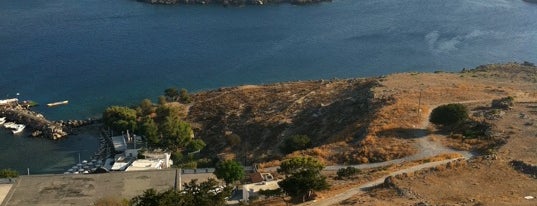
(418, 84, 424, 122)
(174, 168, 178, 191)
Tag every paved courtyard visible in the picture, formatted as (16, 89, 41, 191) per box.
(1, 170, 215, 206)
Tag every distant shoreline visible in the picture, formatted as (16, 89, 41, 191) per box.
(139, 0, 332, 6)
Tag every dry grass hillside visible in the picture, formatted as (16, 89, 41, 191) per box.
(187, 79, 381, 163)
(183, 63, 537, 166)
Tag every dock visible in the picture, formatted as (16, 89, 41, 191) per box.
(0, 99, 67, 139)
(46, 100, 68, 107)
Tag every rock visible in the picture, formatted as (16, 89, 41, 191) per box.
(383, 176, 396, 188)
(491, 97, 514, 110)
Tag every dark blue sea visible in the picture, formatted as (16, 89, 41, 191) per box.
(1, 0, 536, 174)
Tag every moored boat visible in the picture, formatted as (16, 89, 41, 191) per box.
(0, 117, 5, 125)
(11, 124, 25, 134)
(46, 100, 69, 107)
(4, 122, 17, 129)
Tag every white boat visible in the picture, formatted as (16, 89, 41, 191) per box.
(11, 124, 25, 134)
(4, 122, 16, 129)
(0, 117, 6, 125)
(46, 100, 68, 107)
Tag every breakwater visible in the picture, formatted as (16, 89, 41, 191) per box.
(0, 101, 97, 140)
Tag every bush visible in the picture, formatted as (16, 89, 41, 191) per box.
(0, 168, 19, 178)
(430, 104, 468, 126)
(280, 135, 311, 154)
(336, 167, 360, 179)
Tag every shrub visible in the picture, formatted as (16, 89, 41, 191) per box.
(0, 168, 19, 178)
(336, 167, 360, 179)
(429, 104, 468, 126)
(280, 135, 311, 154)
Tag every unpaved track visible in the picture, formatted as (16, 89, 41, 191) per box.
(284, 100, 499, 205)
(299, 158, 465, 206)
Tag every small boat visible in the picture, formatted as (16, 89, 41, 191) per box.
(47, 100, 69, 107)
(11, 124, 25, 134)
(0, 117, 6, 125)
(4, 122, 16, 129)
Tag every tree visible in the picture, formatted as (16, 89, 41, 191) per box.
(0, 168, 19, 178)
(102, 106, 137, 133)
(139, 116, 160, 147)
(278, 170, 329, 203)
(160, 116, 193, 151)
(179, 88, 191, 103)
(130, 179, 231, 206)
(280, 135, 311, 154)
(277, 156, 329, 203)
(158, 95, 167, 105)
(164, 87, 179, 101)
(277, 156, 324, 175)
(186, 139, 206, 153)
(429, 104, 468, 126)
(155, 104, 185, 124)
(139, 99, 155, 116)
(214, 160, 244, 185)
(225, 134, 241, 147)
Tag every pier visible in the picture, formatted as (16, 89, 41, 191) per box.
(0, 99, 94, 140)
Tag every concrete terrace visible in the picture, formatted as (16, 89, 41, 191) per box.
(1, 170, 215, 206)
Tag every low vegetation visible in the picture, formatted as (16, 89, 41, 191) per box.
(213, 160, 244, 185)
(130, 179, 231, 206)
(336, 167, 361, 180)
(429, 104, 469, 126)
(280, 135, 311, 154)
(277, 156, 330, 203)
(0, 168, 19, 178)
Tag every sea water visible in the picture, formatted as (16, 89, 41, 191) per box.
(0, 0, 536, 174)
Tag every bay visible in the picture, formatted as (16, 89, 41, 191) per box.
(0, 0, 536, 174)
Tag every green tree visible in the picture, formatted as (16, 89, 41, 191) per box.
(277, 156, 329, 203)
(277, 156, 324, 174)
(160, 116, 193, 151)
(158, 95, 167, 105)
(214, 160, 244, 185)
(179, 88, 191, 103)
(155, 104, 184, 124)
(0, 168, 19, 178)
(278, 170, 329, 203)
(130, 179, 231, 206)
(103, 106, 138, 133)
(139, 99, 155, 116)
(280, 135, 311, 154)
(164, 87, 179, 101)
(225, 134, 241, 147)
(139, 116, 160, 147)
(186, 139, 206, 153)
(429, 104, 468, 126)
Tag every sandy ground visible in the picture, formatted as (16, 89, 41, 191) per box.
(2, 170, 215, 206)
(336, 102, 537, 205)
(0, 184, 13, 205)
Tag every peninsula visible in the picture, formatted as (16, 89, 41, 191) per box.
(2, 62, 537, 206)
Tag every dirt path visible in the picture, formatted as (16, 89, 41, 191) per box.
(299, 158, 465, 206)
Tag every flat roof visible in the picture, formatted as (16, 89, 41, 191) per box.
(126, 159, 163, 171)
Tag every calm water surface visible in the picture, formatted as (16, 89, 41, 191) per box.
(0, 0, 536, 173)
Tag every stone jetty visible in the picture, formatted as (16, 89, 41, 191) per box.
(0, 99, 96, 140)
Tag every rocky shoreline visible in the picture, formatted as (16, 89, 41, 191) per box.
(0, 102, 98, 140)
(139, 0, 331, 6)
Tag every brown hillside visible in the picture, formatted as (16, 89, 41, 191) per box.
(183, 63, 537, 165)
(187, 79, 381, 163)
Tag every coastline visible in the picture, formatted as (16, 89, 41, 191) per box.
(140, 0, 332, 6)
